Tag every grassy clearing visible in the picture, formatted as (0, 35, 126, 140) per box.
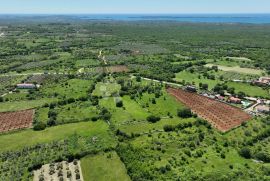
(136, 91, 184, 117)
(119, 118, 195, 135)
(81, 151, 131, 181)
(174, 71, 220, 89)
(100, 96, 149, 125)
(0, 121, 110, 152)
(35, 107, 49, 123)
(205, 64, 264, 75)
(226, 82, 269, 98)
(56, 101, 99, 124)
(214, 70, 259, 80)
(0, 98, 56, 112)
(41, 79, 92, 99)
(76, 59, 100, 67)
(92, 82, 121, 97)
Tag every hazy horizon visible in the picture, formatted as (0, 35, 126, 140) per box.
(1, 0, 270, 14)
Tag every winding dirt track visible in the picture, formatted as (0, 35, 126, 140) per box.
(167, 87, 251, 132)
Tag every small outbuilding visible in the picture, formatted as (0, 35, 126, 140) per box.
(256, 105, 270, 114)
(17, 83, 37, 89)
(185, 85, 197, 92)
(229, 97, 242, 104)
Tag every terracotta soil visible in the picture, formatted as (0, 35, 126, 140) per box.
(167, 87, 251, 132)
(0, 109, 34, 133)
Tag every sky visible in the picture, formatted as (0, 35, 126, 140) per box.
(0, 0, 270, 14)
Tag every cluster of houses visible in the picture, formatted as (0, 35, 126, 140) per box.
(185, 85, 270, 116)
(212, 93, 269, 115)
(253, 77, 270, 87)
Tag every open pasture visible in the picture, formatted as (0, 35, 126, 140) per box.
(205, 64, 264, 75)
(81, 152, 130, 181)
(0, 109, 34, 133)
(167, 87, 252, 132)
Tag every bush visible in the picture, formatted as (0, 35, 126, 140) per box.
(239, 147, 251, 159)
(91, 117, 98, 122)
(116, 100, 123, 107)
(255, 152, 270, 162)
(177, 108, 192, 118)
(147, 115, 161, 123)
(163, 125, 175, 132)
(33, 122, 46, 131)
(47, 118, 56, 126)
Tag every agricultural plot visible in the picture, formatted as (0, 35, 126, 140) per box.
(114, 42, 169, 55)
(167, 87, 252, 132)
(226, 82, 270, 98)
(92, 82, 121, 97)
(15, 59, 62, 71)
(205, 64, 264, 75)
(0, 121, 113, 152)
(76, 58, 100, 67)
(56, 102, 99, 124)
(105, 65, 129, 73)
(81, 152, 130, 181)
(215, 70, 259, 81)
(0, 98, 56, 112)
(106, 54, 132, 62)
(40, 79, 93, 99)
(0, 109, 34, 133)
(0, 75, 26, 95)
(33, 160, 84, 181)
(26, 74, 62, 85)
(174, 71, 220, 89)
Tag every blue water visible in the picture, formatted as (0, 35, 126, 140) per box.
(77, 14, 270, 24)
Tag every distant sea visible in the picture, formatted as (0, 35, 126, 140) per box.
(77, 14, 270, 24)
(1, 14, 270, 24)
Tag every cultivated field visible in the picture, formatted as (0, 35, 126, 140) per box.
(33, 160, 84, 181)
(105, 65, 129, 73)
(167, 87, 252, 132)
(0, 109, 34, 133)
(205, 64, 264, 75)
(81, 152, 130, 181)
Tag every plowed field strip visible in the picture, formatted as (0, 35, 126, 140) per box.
(0, 109, 34, 133)
(167, 87, 251, 132)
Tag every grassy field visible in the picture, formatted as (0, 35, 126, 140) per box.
(226, 82, 270, 98)
(119, 117, 195, 135)
(100, 96, 149, 125)
(75, 58, 100, 67)
(174, 71, 220, 89)
(0, 121, 111, 152)
(81, 151, 131, 181)
(215, 70, 259, 81)
(41, 79, 92, 99)
(0, 98, 56, 112)
(136, 91, 184, 117)
(205, 64, 264, 75)
(92, 82, 121, 97)
(56, 101, 99, 124)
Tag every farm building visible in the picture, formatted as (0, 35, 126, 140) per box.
(253, 77, 270, 86)
(17, 83, 37, 89)
(255, 105, 270, 114)
(216, 95, 225, 101)
(229, 97, 242, 104)
(185, 85, 197, 92)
